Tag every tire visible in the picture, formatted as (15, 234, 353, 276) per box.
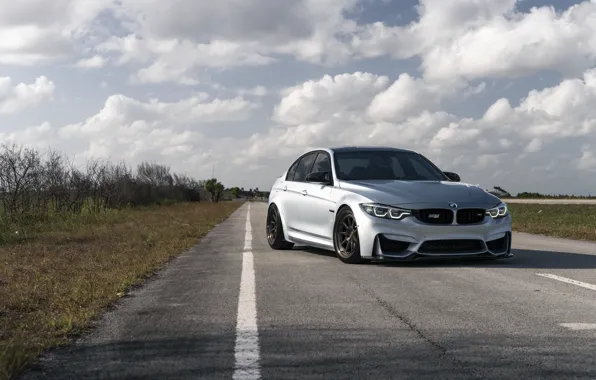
(266, 204, 294, 250)
(333, 207, 362, 264)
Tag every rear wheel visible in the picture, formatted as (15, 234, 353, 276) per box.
(266, 204, 294, 250)
(333, 207, 362, 264)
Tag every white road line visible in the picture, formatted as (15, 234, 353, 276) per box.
(560, 323, 596, 330)
(233, 204, 261, 380)
(536, 273, 596, 291)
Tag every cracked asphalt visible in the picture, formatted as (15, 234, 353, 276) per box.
(20, 202, 596, 380)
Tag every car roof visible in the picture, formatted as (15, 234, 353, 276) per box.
(329, 146, 416, 154)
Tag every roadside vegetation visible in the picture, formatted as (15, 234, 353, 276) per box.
(508, 204, 596, 241)
(0, 143, 243, 380)
(506, 192, 596, 199)
(487, 186, 596, 199)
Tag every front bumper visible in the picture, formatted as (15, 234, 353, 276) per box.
(354, 207, 513, 261)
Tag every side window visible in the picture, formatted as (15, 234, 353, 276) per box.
(311, 153, 331, 174)
(286, 159, 300, 181)
(293, 153, 316, 182)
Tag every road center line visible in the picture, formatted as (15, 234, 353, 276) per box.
(536, 273, 596, 291)
(560, 323, 596, 330)
(233, 204, 261, 380)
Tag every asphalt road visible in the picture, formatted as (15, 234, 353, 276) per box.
(21, 202, 596, 380)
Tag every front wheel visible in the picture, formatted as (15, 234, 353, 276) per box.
(266, 204, 294, 250)
(333, 207, 362, 264)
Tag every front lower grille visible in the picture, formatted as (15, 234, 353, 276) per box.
(486, 234, 509, 253)
(456, 209, 486, 224)
(419, 239, 485, 254)
(414, 209, 454, 224)
(378, 235, 410, 253)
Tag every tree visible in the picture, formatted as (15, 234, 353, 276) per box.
(204, 178, 225, 202)
(137, 162, 173, 187)
(493, 186, 511, 197)
(230, 187, 240, 198)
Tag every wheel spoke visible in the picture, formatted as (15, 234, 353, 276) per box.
(335, 211, 360, 259)
(267, 209, 278, 243)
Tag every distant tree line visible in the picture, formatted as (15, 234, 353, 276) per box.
(0, 143, 230, 220)
(488, 186, 595, 199)
(228, 186, 269, 200)
(513, 192, 596, 199)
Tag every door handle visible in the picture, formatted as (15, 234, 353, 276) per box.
(301, 189, 307, 196)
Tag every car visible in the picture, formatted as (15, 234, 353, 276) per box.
(266, 146, 512, 264)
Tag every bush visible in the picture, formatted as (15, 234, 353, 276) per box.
(0, 143, 208, 220)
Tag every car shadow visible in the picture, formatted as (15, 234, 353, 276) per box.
(294, 245, 337, 258)
(292, 247, 596, 269)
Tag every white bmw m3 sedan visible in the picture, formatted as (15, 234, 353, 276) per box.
(266, 146, 512, 264)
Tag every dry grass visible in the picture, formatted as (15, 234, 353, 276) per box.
(509, 203, 596, 241)
(0, 201, 243, 380)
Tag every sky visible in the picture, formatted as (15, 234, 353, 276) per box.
(1, 0, 596, 195)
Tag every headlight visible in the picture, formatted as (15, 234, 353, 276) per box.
(360, 203, 411, 220)
(486, 202, 508, 219)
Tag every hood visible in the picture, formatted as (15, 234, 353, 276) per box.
(338, 179, 501, 209)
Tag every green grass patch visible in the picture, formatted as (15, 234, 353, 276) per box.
(509, 203, 596, 241)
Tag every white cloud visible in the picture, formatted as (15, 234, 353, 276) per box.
(577, 146, 596, 172)
(100, 36, 274, 85)
(237, 86, 268, 97)
(0, 76, 55, 114)
(95, 0, 596, 87)
(274, 72, 389, 125)
(236, 67, 596, 192)
(2, 0, 596, 86)
(0, 0, 109, 65)
(96, 0, 380, 82)
(525, 138, 543, 153)
(0, 122, 55, 149)
(75, 55, 106, 69)
(411, 0, 596, 81)
(60, 92, 258, 138)
(343, 0, 596, 81)
(367, 73, 466, 122)
(33, 91, 259, 174)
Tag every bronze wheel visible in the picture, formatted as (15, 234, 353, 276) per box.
(266, 204, 294, 250)
(333, 207, 362, 264)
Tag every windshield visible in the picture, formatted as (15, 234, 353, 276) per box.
(333, 150, 448, 181)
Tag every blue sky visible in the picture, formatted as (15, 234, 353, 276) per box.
(1, 0, 595, 194)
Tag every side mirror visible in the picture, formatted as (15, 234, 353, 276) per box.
(444, 171, 461, 182)
(305, 171, 332, 185)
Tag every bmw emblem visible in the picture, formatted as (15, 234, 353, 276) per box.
(448, 202, 458, 208)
